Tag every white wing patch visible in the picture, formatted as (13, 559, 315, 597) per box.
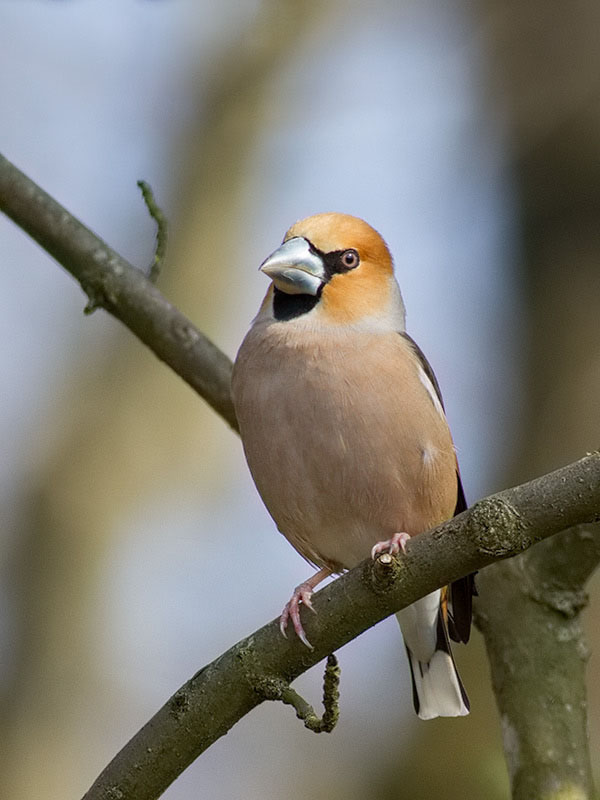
(418, 366, 445, 419)
(421, 443, 438, 471)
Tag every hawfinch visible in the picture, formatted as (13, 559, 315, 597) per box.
(232, 213, 474, 720)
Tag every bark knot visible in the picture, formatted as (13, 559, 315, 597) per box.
(468, 496, 531, 558)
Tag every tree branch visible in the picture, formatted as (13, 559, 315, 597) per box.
(136, 180, 167, 285)
(74, 456, 599, 800)
(2, 153, 600, 799)
(278, 653, 341, 733)
(0, 153, 237, 432)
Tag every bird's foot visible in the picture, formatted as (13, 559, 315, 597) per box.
(279, 567, 331, 650)
(280, 583, 317, 649)
(371, 532, 411, 560)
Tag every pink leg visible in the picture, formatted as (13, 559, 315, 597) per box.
(280, 566, 331, 649)
(371, 532, 411, 560)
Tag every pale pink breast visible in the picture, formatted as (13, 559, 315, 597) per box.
(232, 323, 457, 571)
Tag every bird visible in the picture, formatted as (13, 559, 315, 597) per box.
(231, 212, 474, 719)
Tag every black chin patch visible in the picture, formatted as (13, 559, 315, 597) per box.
(273, 288, 320, 321)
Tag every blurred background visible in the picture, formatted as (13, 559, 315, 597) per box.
(1, 1, 599, 798)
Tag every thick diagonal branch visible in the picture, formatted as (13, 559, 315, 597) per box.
(76, 457, 600, 800)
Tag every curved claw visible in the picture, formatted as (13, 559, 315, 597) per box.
(278, 568, 331, 650)
(280, 583, 315, 649)
(371, 532, 411, 560)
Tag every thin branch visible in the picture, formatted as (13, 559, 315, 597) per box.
(277, 654, 341, 733)
(136, 180, 167, 285)
(0, 153, 237, 431)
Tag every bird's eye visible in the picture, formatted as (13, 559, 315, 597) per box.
(340, 249, 359, 270)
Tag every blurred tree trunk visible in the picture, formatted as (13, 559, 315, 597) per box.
(477, 2, 600, 795)
(0, 3, 332, 798)
(379, 1, 600, 798)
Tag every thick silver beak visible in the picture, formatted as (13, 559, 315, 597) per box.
(259, 237, 325, 295)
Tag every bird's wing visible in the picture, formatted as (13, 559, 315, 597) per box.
(399, 332, 476, 644)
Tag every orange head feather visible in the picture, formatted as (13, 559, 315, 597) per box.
(284, 213, 400, 326)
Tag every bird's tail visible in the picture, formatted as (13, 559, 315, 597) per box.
(396, 590, 469, 720)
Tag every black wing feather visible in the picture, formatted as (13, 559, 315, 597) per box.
(448, 472, 476, 643)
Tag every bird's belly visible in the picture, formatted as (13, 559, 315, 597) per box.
(244, 416, 432, 570)
(233, 330, 456, 572)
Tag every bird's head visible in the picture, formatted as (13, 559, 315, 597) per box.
(258, 213, 406, 330)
